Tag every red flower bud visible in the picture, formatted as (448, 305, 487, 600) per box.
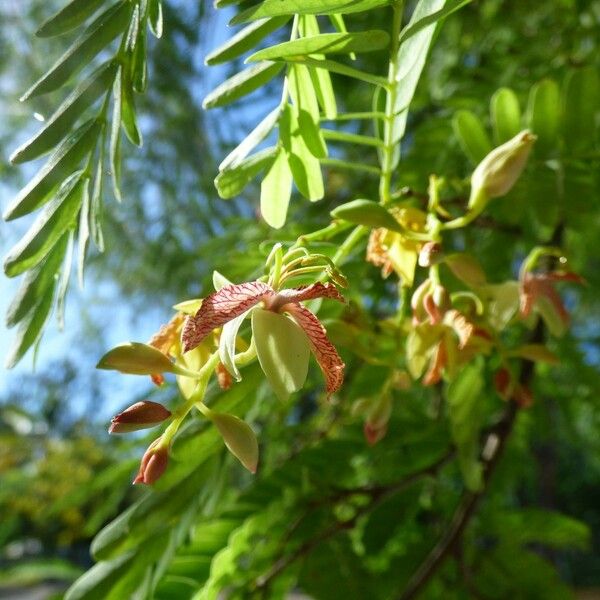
(216, 362, 233, 390)
(109, 401, 171, 434)
(364, 421, 387, 446)
(494, 368, 512, 400)
(133, 439, 169, 485)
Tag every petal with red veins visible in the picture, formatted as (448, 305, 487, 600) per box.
(285, 303, 344, 396)
(182, 281, 273, 352)
(275, 283, 344, 306)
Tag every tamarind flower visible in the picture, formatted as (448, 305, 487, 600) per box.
(148, 313, 186, 386)
(182, 281, 345, 399)
(519, 270, 584, 337)
(366, 207, 427, 286)
(133, 438, 169, 485)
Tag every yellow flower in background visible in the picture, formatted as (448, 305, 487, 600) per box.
(366, 207, 427, 286)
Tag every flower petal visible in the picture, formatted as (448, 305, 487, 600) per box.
(275, 282, 345, 305)
(284, 303, 344, 396)
(219, 310, 250, 381)
(182, 281, 273, 352)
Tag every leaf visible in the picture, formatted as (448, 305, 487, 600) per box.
(56, 230, 75, 330)
(446, 362, 485, 491)
(391, 0, 456, 168)
(77, 178, 91, 288)
(210, 412, 259, 473)
(288, 64, 327, 159)
(452, 109, 492, 164)
(230, 0, 393, 24)
(331, 199, 404, 231)
(21, 1, 132, 100)
(322, 128, 382, 147)
(131, 18, 148, 92)
(491, 87, 521, 144)
(110, 70, 122, 201)
(478, 281, 520, 331)
(96, 342, 198, 377)
(5, 233, 68, 328)
(0, 559, 82, 586)
(247, 30, 390, 63)
(4, 119, 101, 220)
(506, 344, 559, 365)
(260, 147, 293, 228)
(397, 0, 473, 46)
(10, 61, 116, 164)
(90, 135, 106, 251)
(148, 0, 163, 38)
(526, 79, 560, 156)
(280, 105, 324, 201)
(205, 17, 290, 65)
(215, 147, 278, 199)
(563, 66, 599, 153)
(5, 281, 56, 369)
(36, 0, 108, 37)
(4, 174, 86, 278)
(251, 309, 311, 401)
(202, 62, 283, 109)
(219, 106, 281, 171)
(120, 68, 142, 146)
(444, 253, 487, 287)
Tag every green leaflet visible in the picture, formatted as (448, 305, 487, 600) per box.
(527, 79, 560, 156)
(22, 1, 132, 100)
(90, 130, 106, 251)
(396, 0, 473, 46)
(215, 147, 278, 199)
(330, 199, 402, 231)
(36, 0, 108, 37)
(322, 128, 382, 148)
(280, 105, 324, 201)
(109, 70, 122, 201)
(446, 362, 485, 491)
(230, 0, 393, 24)
(4, 119, 101, 221)
(205, 17, 290, 65)
(5, 281, 56, 369)
(120, 67, 142, 146)
(55, 230, 74, 330)
(251, 309, 311, 401)
(11, 61, 116, 164)
(6, 233, 68, 328)
(203, 62, 283, 109)
(563, 66, 599, 153)
(260, 147, 293, 228)
(77, 178, 91, 288)
(491, 87, 521, 144)
(210, 412, 259, 473)
(247, 30, 390, 62)
(288, 63, 328, 159)
(4, 174, 86, 278)
(131, 17, 148, 92)
(148, 0, 163, 38)
(452, 109, 492, 165)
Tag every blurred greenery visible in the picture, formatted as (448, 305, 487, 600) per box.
(1, 0, 599, 598)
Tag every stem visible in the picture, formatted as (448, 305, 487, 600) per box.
(379, 1, 404, 206)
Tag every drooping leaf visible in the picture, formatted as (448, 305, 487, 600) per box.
(563, 66, 599, 153)
(22, 1, 132, 100)
(210, 412, 259, 473)
(4, 174, 86, 278)
(4, 119, 101, 220)
(219, 106, 282, 171)
(202, 62, 284, 109)
(205, 17, 290, 65)
(215, 147, 278, 199)
(260, 146, 293, 228)
(77, 178, 91, 287)
(109, 69, 123, 201)
(11, 61, 116, 164)
(120, 68, 142, 146)
(331, 199, 403, 231)
(148, 0, 163, 38)
(251, 309, 311, 401)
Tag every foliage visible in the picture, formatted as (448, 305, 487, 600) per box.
(2, 0, 600, 598)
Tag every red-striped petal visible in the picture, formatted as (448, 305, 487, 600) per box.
(284, 303, 344, 396)
(182, 281, 273, 352)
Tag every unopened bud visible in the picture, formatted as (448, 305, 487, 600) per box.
(469, 130, 536, 208)
(364, 421, 387, 446)
(133, 439, 169, 485)
(418, 242, 443, 267)
(109, 401, 171, 434)
(493, 368, 512, 400)
(216, 362, 232, 390)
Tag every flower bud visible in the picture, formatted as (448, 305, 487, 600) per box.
(109, 401, 171, 434)
(418, 242, 443, 267)
(469, 130, 537, 208)
(133, 439, 169, 485)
